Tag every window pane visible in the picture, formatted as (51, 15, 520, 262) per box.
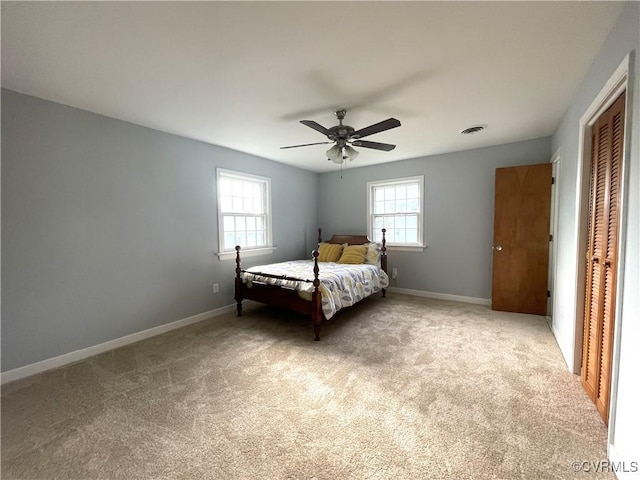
(385, 201, 395, 213)
(407, 184, 419, 198)
(397, 199, 407, 212)
(232, 197, 243, 213)
(246, 217, 256, 231)
(375, 201, 385, 214)
(406, 215, 418, 228)
(231, 180, 243, 194)
(253, 199, 262, 214)
(220, 179, 232, 196)
(406, 229, 418, 243)
(395, 229, 406, 243)
(223, 216, 235, 231)
(383, 216, 395, 229)
(247, 232, 257, 247)
(407, 198, 419, 212)
(384, 187, 395, 201)
(243, 181, 253, 198)
(395, 186, 406, 201)
(224, 232, 235, 249)
(374, 216, 383, 229)
(220, 196, 232, 212)
(235, 232, 246, 246)
(256, 231, 265, 246)
(256, 217, 264, 230)
(373, 230, 383, 242)
(375, 188, 384, 203)
(236, 216, 245, 231)
(395, 215, 406, 229)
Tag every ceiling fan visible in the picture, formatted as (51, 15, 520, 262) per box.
(280, 109, 401, 164)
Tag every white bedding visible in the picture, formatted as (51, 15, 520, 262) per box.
(243, 260, 389, 320)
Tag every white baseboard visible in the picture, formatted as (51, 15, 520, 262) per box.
(387, 287, 491, 306)
(608, 443, 640, 479)
(1, 303, 238, 385)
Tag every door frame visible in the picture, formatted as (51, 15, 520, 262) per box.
(548, 150, 561, 324)
(574, 53, 633, 441)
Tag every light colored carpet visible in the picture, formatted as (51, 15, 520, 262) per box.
(1, 294, 612, 479)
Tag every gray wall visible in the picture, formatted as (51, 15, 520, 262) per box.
(318, 137, 551, 300)
(1, 89, 319, 371)
(550, 1, 639, 469)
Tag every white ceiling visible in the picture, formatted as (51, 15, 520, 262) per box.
(1, 1, 624, 173)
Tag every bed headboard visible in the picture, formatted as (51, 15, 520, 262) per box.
(317, 228, 369, 245)
(327, 234, 370, 245)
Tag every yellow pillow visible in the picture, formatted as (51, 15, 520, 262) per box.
(338, 244, 368, 264)
(317, 242, 344, 262)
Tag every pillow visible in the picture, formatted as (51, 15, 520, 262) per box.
(337, 244, 368, 264)
(364, 242, 382, 265)
(317, 242, 344, 262)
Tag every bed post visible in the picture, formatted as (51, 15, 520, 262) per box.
(234, 246, 243, 317)
(381, 228, 387, 298)
(311, 249, 322, 341)
(317, 227, 322, 244)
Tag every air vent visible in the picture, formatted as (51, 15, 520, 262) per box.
(459, 124, 487, 135)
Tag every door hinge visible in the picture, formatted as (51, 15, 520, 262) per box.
(547, 290, 551, 298)
(549, 234, 553, 242)
(552, 177, 555, 185)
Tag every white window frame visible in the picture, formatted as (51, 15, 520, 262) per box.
(367, 175, 425, 252)
(216, 168, 274, 261)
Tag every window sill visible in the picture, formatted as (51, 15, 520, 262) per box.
(384, 245, 426, 252)
(217, 247, 276, 261)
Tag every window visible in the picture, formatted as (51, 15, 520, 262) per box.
(217, 169, 272, 259)
(367, 176, 425, 250)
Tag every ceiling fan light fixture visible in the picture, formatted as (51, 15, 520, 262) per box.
(326, 144, 342, 163)
(344, 145, 359, 161)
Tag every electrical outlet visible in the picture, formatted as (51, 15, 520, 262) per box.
(392, 268, 398, 279)
(213, 283, 219, 294)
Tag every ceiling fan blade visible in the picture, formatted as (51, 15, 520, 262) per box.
(352, 140, 396, 152)
(280, 141, 333, 149)
(300, 120, 333, 138)
(351, 118, 401, 139)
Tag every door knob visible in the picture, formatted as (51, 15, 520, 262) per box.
(494, 245, 503, 251)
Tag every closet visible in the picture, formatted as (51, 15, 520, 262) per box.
(581, 91, 625, 425)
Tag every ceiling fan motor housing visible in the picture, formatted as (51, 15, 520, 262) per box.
(329, 125, 354, 142)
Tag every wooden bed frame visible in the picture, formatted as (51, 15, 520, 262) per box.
(234, 228, 387, 341)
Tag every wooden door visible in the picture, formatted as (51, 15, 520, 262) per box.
(581, 92, 625, 425)
(492, 163, 552, 315)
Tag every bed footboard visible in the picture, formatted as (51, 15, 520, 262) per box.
(234, 244, 324, 340)
(234, 246, 244, 317)
(381, 227, 387, 297)
(311, 249, 322, 341)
